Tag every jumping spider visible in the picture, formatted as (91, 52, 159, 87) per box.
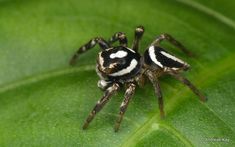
(70, 26, 206, 132)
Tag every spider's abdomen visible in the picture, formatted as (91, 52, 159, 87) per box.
(97, 46, 141, 81)
(144, 46, 190, 71)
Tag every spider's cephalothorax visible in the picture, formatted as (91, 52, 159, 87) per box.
(70, 26, 206, 132)
(97, 46, 141, 82)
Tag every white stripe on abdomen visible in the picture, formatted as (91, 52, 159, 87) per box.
(149, 46, 163, 68)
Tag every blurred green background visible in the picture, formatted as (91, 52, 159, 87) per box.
(0, 0, 235, 146)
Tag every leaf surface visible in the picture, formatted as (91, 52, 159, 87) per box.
(0, 0, 235, 146)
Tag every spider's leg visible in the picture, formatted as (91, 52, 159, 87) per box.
(108, 32, 128, 47)
(70, 37, 111, 65)
(82, 83, 120, 130)
(131, 26, 145, 52)
(114, 83, 136, 132)
(169, 71, 206, 102)
(146, 70, 165, 118)
(151, 33, 193, 56)
(137, 74, 146, 88)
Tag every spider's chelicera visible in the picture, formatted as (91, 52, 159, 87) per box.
(70, 26, 206, 132)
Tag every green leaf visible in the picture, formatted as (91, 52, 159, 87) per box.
(0, 0, 235, 146)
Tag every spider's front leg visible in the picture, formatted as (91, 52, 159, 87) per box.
(131, 26, 145, 51)
(168, 71, 207, 102)
(70, 37, 110, 65)
(82, 83, 120, 130)
(146, 70, 165, 118)
(108, 32, 128, 47)
(114, 83, 136, 132)
(151, 33, 193, 56)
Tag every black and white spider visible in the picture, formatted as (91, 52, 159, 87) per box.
(70, 26, 206, 132)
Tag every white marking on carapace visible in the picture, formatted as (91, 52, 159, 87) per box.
(160, 51, 186, 64)
(98, 52, 104, 67)
(149, 46, 163, 68)
(110, 50, 128, 59)
(96, 64, 104, 79)
(109, 59, 138, 76)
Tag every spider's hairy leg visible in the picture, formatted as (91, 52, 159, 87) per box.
(69, 37, 111, 65)
(169, 71, 207, 102)
(137, 74, 146, 88)
(82, 83, 120, 130)
(146, 70, 165, 118)
(131, 25, 145, 52)
(114, 83, 136, 132)
(151, 33, 193, 56)
(108, 32, 128, 47)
